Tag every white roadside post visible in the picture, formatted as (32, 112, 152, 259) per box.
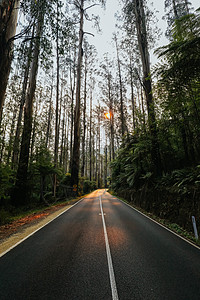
(192, 216, 199, 240)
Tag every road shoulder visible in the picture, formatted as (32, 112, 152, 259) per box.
(0, 203, 72, 256)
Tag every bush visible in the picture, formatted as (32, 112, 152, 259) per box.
(0, 165, 15, 205)
(83, 180, 92, 194)
(83, 180, 97, 194)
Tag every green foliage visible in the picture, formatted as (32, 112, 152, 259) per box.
(0, 165, 15, 203)
(27, 146, 56, 203)
(0, 208, 11, 225)
(83, 180, 97, 194)
(159, 166, 200, 195)
(83, 180, 92, 194)
(60, 173, 71, 186)
(111, 134, 154, 191)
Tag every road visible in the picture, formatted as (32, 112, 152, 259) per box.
(1, 189, 200, 300)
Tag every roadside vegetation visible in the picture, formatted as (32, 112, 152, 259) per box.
(110, 7, 200, 236)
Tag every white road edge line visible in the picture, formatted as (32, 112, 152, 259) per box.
(99, 195, 119, 300)
(0, 198, 84, 258)
(112, 194, 200, 251)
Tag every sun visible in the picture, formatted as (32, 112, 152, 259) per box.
(104, 112, 111, 119)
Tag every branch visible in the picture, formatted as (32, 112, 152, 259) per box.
(83, 31, 95, 37)
(85, 4, 99, 11)
(73, 0, 81, 10)
(134, 68, 146, 91)
(9, 21, 35, 43)
(22, 36, 38, 43)
(84, 11, 92, 21)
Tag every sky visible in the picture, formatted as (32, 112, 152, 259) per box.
(84, 0, 200, 66)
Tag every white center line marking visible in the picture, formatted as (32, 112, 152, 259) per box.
(99, 195, 119, 300)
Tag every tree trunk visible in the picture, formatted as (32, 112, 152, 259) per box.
(107, 67, 115, 161)
(92, 127, 95, 180)
(7, 105, 17, 164)
(85, 125, 88, 177)
(12, 28, 34, 169)
(71, 0, 84, 189)
(53, 2, 60, 197)
(81, 55, 87, 177)
(129, 55, 136, 130)
(0, 124, 6, 163)
(104, 143, 107, 188)
(69, 52, 76, 172)
(0, 0, 20, 119)
(114, 34, 127, 137)
(13, 11, 43, 205)
(134, 0, 161, 175)
(46, 75, 53, 148)
(30, 108, 37, 162)
(97, 105, 101, 187)
(60, 116, 65, 167)
(89, 90, 92, 181)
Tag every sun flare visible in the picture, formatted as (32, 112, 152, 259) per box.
(104, 112, 111, 119)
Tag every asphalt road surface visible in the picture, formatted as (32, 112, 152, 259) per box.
(1, 189, 200, 300)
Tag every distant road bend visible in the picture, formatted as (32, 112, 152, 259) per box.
(1, 189, 200, 299)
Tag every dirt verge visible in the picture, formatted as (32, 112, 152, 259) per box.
(0, 202, 73, 256)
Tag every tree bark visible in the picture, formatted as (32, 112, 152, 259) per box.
(53, 2, 60, 197)
(12, 28, 34, 169)
(71, 0, 84, 189)
(7, 103, 17, 163)
(114, 34, 127, 137)
(134, 0, 161, 175)
(97, 105, 101, 187)
(89, 90, 92, 181)
(69, 50, 76, 172)
(13, 11, 43, 205)
(129, 54, 136, 130)
(81, 54, 87, 177)
(0, 0, 20, 119)
(46, 74, 53, 149)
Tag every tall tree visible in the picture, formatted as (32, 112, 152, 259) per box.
(71, 0, 84, 189)
(0, 0, 20, 120)
(13, 3, 44, 205)
(113, 33, 127, 137)
(53, 0, 61, 197)
(134, 0, 161, 175)
(99, 56, 115, 161)
(12, 28, 35, 169)
(81, 42, 88, 177)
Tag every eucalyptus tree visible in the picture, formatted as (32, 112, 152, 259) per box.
(68, 36, 77, 172)
(12, 31, 35, 169)
(70, 0, 105, 189)
(80, 40, 89, 178)
(99, 55, 115, 161)
(122, 0, 161, 175)
(13, 0, 52, 205)
(0, 70, 21, 164)
(89, 85, 93, 181)
(113, 33, 128, 138)
(51, 0, 70, 196)
(45, 75, 54, 149)
(0, 0, 20, 120)
(93, 103, 102, 187)
(81, 41, 97, 177)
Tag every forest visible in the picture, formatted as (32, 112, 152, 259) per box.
(0, 0, 200, 232)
